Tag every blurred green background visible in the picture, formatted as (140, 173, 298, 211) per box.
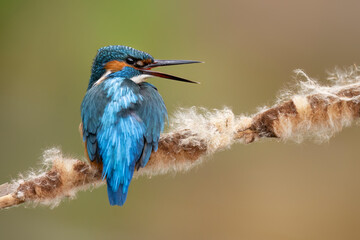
(1, 0, 360, 239)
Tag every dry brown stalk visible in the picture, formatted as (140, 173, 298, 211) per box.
(1, 67, 360, 209)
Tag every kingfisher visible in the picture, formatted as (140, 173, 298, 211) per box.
(80, 45, 200, 206)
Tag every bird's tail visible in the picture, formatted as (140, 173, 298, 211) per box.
(106, 179, 129, 206)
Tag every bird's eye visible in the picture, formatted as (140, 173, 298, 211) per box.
(135, 60, 145, 67)
(126, 57, 135, 65)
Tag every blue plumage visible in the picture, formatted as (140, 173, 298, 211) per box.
(81, 45, 198, 206)
(82, 73, 166, 205)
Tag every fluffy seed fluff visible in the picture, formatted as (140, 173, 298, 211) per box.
(272, 66, 360, 142)
(1, 65, 360, 209)
(11, 149, 102, 208)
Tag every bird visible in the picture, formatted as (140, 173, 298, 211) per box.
(80, 45, 200, 206)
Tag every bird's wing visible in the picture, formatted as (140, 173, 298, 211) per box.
(81, 83, 109, 162)
(135, 82, 168, 169)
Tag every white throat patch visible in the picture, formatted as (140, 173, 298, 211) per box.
(131, 74, 153, 84)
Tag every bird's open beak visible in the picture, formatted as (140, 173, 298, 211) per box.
(141, 60, 202, 84)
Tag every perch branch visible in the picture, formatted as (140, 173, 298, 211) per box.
(1, 66, 360, 209)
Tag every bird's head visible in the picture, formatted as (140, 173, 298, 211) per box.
(88, 45, 200, 89)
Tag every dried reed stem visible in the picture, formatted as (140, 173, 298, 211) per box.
(1, 66, 360, 209)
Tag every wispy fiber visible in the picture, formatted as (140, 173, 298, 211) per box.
(1, 65, 360, 209)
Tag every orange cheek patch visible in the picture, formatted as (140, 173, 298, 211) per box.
(105, 60, 132, 72)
